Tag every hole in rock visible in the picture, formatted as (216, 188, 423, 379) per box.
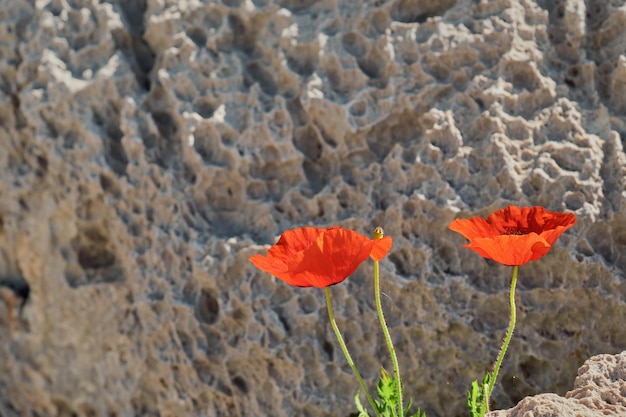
(196, 288, 220, 324)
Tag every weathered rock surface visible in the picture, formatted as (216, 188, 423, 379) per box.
(0, 0, 625, 416)
(490, 351, 626, 417)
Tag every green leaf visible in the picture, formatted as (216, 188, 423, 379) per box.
(377, 369, 397, 404)
(467, 373, 492, 417)
(409, 409, 427, 417)
(467, 379, 480, 417)
(403, 398, 413, 415)
(354, 390, 371, 417)
(373, 369, 397, 417)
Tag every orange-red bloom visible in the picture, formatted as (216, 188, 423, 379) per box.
(449, 206, 576, 266)
(249, 226, 393, 288)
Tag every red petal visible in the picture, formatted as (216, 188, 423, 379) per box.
(249, 227, 325, 287)
(485, 206, 576, 237)
(464, 234, 551, 266)
(450, 206, 576, 266)
(449, 217, 499, 240)
(485, 206, 526, 234)
(291, 228, 373, 288)
(249, 254, 306, 286)
(249, 226, 386, 288)
(370, 236, 393, 261)
(538, 214, 576, 245)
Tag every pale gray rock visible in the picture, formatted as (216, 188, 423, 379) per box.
(0, 0, 625, 417)
(490, 351, 626, 417)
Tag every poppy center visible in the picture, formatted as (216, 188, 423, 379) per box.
(503, 227, 528, 235)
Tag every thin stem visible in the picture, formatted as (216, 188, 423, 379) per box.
(325, 287, 379, 416)
(486, 265, 519, 411)
(374, 260, 403, 417)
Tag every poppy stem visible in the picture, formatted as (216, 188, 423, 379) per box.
(325, 287, 379, 416)
(486, 265, 519, 411)
(374, 259, 403, 417)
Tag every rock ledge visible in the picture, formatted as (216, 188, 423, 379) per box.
(491, 351, 626, 417)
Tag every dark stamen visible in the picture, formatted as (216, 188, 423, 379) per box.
(503, 227, 528, 235)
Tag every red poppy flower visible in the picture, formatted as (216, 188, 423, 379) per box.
(249, 226, 393, 288)
(449, 206, 576, 266)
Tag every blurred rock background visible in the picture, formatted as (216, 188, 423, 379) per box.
(0, 0, 625, 416)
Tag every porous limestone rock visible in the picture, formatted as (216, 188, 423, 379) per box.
(0, 0, 625, 416)
(490, 351, 626, 417)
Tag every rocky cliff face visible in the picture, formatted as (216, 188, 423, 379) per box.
(0, 1, 625, 416)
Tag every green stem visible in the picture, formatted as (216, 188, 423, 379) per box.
(325, 287, 379, 416)
(486, 265, 519, 412)
(374, 260, 403, 417)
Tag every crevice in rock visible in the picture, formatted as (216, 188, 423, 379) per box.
(67, 197, 126, 288)
(92, 100, 129, 177)
(196, 288, 220, 325)
(390, 0, 458, 23)
(112, 0, 155, 90)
